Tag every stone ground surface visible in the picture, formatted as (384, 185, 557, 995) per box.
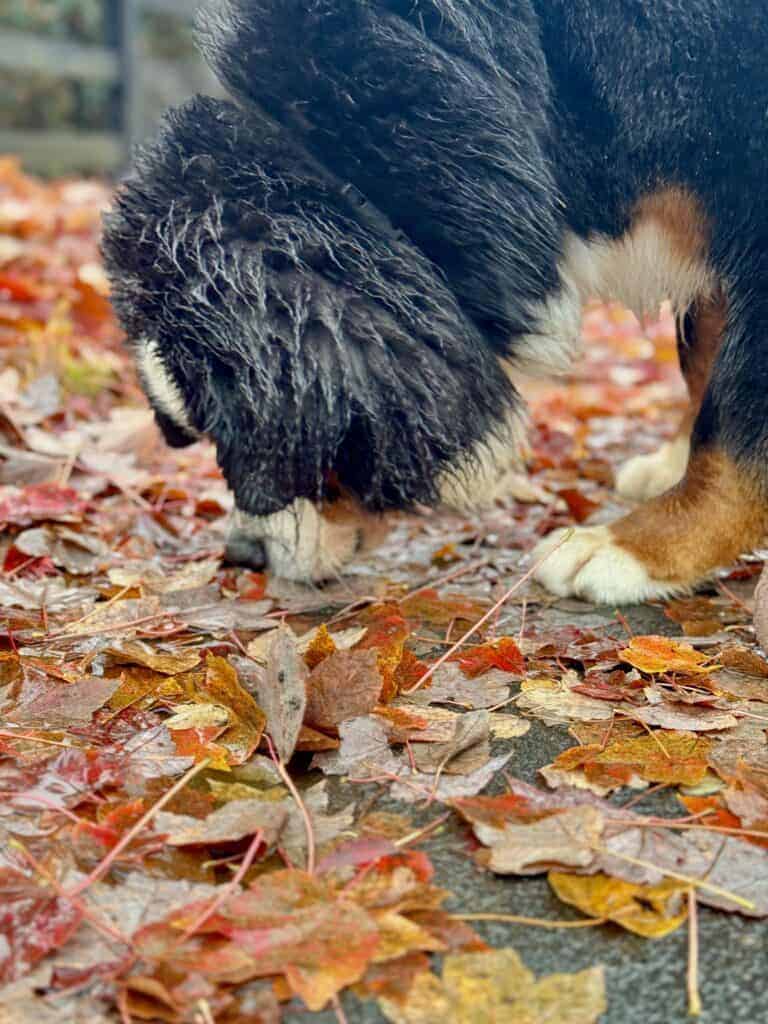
(285, 600, 767, 1024)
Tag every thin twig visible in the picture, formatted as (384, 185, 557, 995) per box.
(69, 758, 210, 896)
(402, 558, 490, 601)
(687, 888, 702, 1017)
(181, 829, 264, 940)
(402, 531, 574, 695)
(593, 844, 755, 910)
(331, 994, 349, 1024)
(266, 734, 316, 874)
(455, 912, 607, 929)
(395, 812, 452, 848)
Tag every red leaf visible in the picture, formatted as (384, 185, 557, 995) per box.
(450, 638, 525, 678)
(0, 869, 83, 982)
(0, 484, 88, 527)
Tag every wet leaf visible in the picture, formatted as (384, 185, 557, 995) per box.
(450, 637, 525, 678)
(379, 949, 606, 1024)
(252, 624, 307, 762)
(620, 635, 717, 675)
(305, 649, 383, 731)
(554, 731, 712, 790)
(548, 872, 689, 937)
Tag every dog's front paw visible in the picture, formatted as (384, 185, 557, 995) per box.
(532, 525, 682, 604)
(227, 499, 388, 583)
(615, 436, 689, 501)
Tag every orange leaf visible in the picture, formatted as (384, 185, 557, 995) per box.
(304, 624, 337, 670)
(620, 635, 717, 675)
(555, 731, 712, 788)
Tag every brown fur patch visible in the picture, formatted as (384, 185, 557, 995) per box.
(633, 187, 711, 266)
(611, 448, 768, 585)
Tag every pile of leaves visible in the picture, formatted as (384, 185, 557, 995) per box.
(0, 159, 766, 1024)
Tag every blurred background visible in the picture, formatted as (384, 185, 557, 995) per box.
(0, 0, 221, 177)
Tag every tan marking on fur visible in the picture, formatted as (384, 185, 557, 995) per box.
(633, 187, 710, 267)
(517, 186, 715, 378)
(611, 448, 768, 586)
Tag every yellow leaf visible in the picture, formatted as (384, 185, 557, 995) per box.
(378, 949, 606, 1024)
(372, 911, 447, 964)
(549, 871, 689, 938)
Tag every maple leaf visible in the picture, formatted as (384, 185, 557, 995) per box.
(470, 805, 605, 875)
(399, 590, 489, 628)
(106, 640, 201, 675)
(516, 674, 612, 726)
(135, 870, 381, 1011)
(198, 656, 267, 767)
(411, 710, 490, 775)
(0, 483, 87, 527)
(554, 730, 712, 789)
(548, 871, 689, 937)
(0, 867, 83, 983)
(620, 635, 717, 675)
(303, 622, 338, 669)
(155, 798, 288, 848)
(449, 637, 525, 678)
(378, 949, 606, 1024)
(305, 649, 383, 731)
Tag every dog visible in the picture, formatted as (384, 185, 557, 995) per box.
(102, 0, 768, 604)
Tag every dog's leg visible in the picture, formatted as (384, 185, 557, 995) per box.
(225, 499, 379, 582)
(616, 294, 726, 500)
(534, 447, 767, 604)
(534, 287, 768, 604)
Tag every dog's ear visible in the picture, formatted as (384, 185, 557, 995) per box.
(103, 97, 517, 517)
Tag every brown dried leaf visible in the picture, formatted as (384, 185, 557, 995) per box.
(305, 649, 383, 731)
(471, 805, 604, 875)
(155, 798, 289, 847)
(251, 624, 307, 762)
(412, 710, 490, 775)
(517, 675, 613, 726)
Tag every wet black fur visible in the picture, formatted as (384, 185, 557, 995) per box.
(103, 0, 768, 529)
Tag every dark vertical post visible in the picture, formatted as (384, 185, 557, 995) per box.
(105, 0, 141, 172)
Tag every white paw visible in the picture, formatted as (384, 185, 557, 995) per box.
(229, 500, 362, 582)
(615, 436, 689, 502)
(532, 525, 681, 604)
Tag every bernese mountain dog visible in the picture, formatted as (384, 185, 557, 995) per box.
(102, 0, 768, 604)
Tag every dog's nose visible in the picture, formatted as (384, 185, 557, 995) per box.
(223, 533, 267, 571)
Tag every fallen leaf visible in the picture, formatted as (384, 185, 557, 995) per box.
(155, 798, 288, 847)
(379, 949, 606, 1024)
(252, 624, 307, 762)
(412, 711, 490, 775)
(449, 638, 525, 678)
(407, 663, 512, 710)
(554, 731, 712, 790)
(305, 650, 383, 731)
(620, 635, 717, 675)
(198, 657, 267, 766)
(470, 805, 604, 875)
(107, 640, 201, 675)
(548, 871, 688, 937)
(517, 675, 613, 726)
